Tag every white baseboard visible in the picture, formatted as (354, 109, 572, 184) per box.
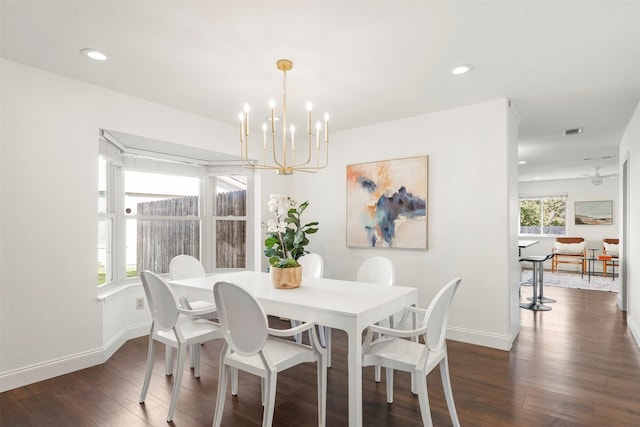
(627, 313, 640, 350)
(446, 326, 513, 351)
(0, 322, 149, 393)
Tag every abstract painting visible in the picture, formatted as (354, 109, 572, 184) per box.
(347, 156, 427, 249)
(575, 200, 613, 225)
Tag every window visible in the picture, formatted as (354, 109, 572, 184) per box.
(519, 195, 567, 236)
(213, 175, 247, 269)
(98, 131, 252, 288)
(98, 155, 114, 285)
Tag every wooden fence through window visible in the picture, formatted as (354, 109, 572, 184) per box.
(137, 191, 246, 273)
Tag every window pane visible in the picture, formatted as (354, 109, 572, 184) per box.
(216, 220, 246, 268)
(216, 176, 247, 216)
(520, 199, 541, 234)
(125, 171, 199, 215)
(98, 218, 112, 285)
(127, 218, 200, 275)
(542, 198, 566, 235)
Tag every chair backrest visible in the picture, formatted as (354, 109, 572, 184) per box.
(213, 281, 268, 357)
(423, 278, 462, 353)
(603, 238, 620, 255)
(298, 253, 324, 278)
(169, 254, 206, 280)
(140, 270, 180, 331)
(356, 256, 395, 286)
(555, 237, 584, 244)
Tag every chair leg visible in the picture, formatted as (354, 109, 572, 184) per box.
(212, 362, 229, 427)
(192, 343, 201, 378)
(415, 371, 433, 427)
(166, 343, 187, 422)
(231, 367, 238, 396)
(375, 365, 381, 382)
(385, 368, 394, 403)
(139, 336, 156, 403)
(326, 328, 332, 368)
(263, 371, 277, 427)
(318, 325, 327, 347)
(440, 357, 460, 427)
(165, 345, 174, 376)
(290, 319, 302, 343)
(317, 352, 327, 427)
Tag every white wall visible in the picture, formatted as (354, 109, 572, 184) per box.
(619, 100, 640, 346)
(286, 99, 521, 351)
(518, 175, 620, 273)
(0, 59, 239, 391)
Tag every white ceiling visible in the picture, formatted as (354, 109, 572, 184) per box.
(2, 1, 639, 182)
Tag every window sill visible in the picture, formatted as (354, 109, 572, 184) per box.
(97, 281, 141, 301)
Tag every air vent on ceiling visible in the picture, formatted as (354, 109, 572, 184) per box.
(563, 127, 583, 136)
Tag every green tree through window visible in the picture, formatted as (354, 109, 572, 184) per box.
(520, 196, 566, 236)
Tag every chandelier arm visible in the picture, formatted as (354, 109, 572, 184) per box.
(271, 127, 284, 168)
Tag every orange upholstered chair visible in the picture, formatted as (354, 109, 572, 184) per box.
(602, 238, 620, 276)
(551, 237, 586, 273)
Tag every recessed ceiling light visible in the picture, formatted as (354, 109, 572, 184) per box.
(80, 48, 108, 61)
(518, 160, 527, 165)
(451, 64, 474, 75)
(534, 176, 541, 180)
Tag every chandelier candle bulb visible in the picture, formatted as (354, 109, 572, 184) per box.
(270, 100, 276, 132)
(324, 113, 329, 143)
(306, 102, 312, 134)
(262, 123, 267, 149)
(291, 125, 295, 152)
(238, 113, 245, 143)
(244, 104, 250, 136)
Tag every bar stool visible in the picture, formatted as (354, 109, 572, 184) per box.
(519, 254, 555, 311)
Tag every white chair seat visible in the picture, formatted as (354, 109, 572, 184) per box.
(155, 318, 221, 346)
(224, 337, 320, 376)
(363, 336, 444, 374)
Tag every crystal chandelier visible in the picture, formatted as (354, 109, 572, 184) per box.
(238, 59, 329, 175)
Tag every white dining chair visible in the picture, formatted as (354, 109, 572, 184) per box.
(169, 254, 217, 369)
(357, 256, 396, 381)
(356, 255, 396, 285)
(212, 281, 327, 427)
(362, 277, 462, 427)
(290, 253, 325, 344)
(138, 270, 224, 422)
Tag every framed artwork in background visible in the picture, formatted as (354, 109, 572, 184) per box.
(574, 200, 613, 225)
(346, 156, 428, 249)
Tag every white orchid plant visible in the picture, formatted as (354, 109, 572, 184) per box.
(263, 194, 319, 268)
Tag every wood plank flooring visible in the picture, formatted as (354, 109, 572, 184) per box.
(2, 287, 640, 426)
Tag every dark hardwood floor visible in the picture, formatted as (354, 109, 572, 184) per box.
(2, 286, 640, 426)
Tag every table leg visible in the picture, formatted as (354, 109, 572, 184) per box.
(347, 328, 363, 427)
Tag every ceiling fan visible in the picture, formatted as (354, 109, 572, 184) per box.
(582, 166, 615, 186)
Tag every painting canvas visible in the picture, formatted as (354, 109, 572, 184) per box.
(574, 200, 613, 225)
(347, 156, 427, 249)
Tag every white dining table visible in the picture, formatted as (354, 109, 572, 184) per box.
(169, 270, 418, 427)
